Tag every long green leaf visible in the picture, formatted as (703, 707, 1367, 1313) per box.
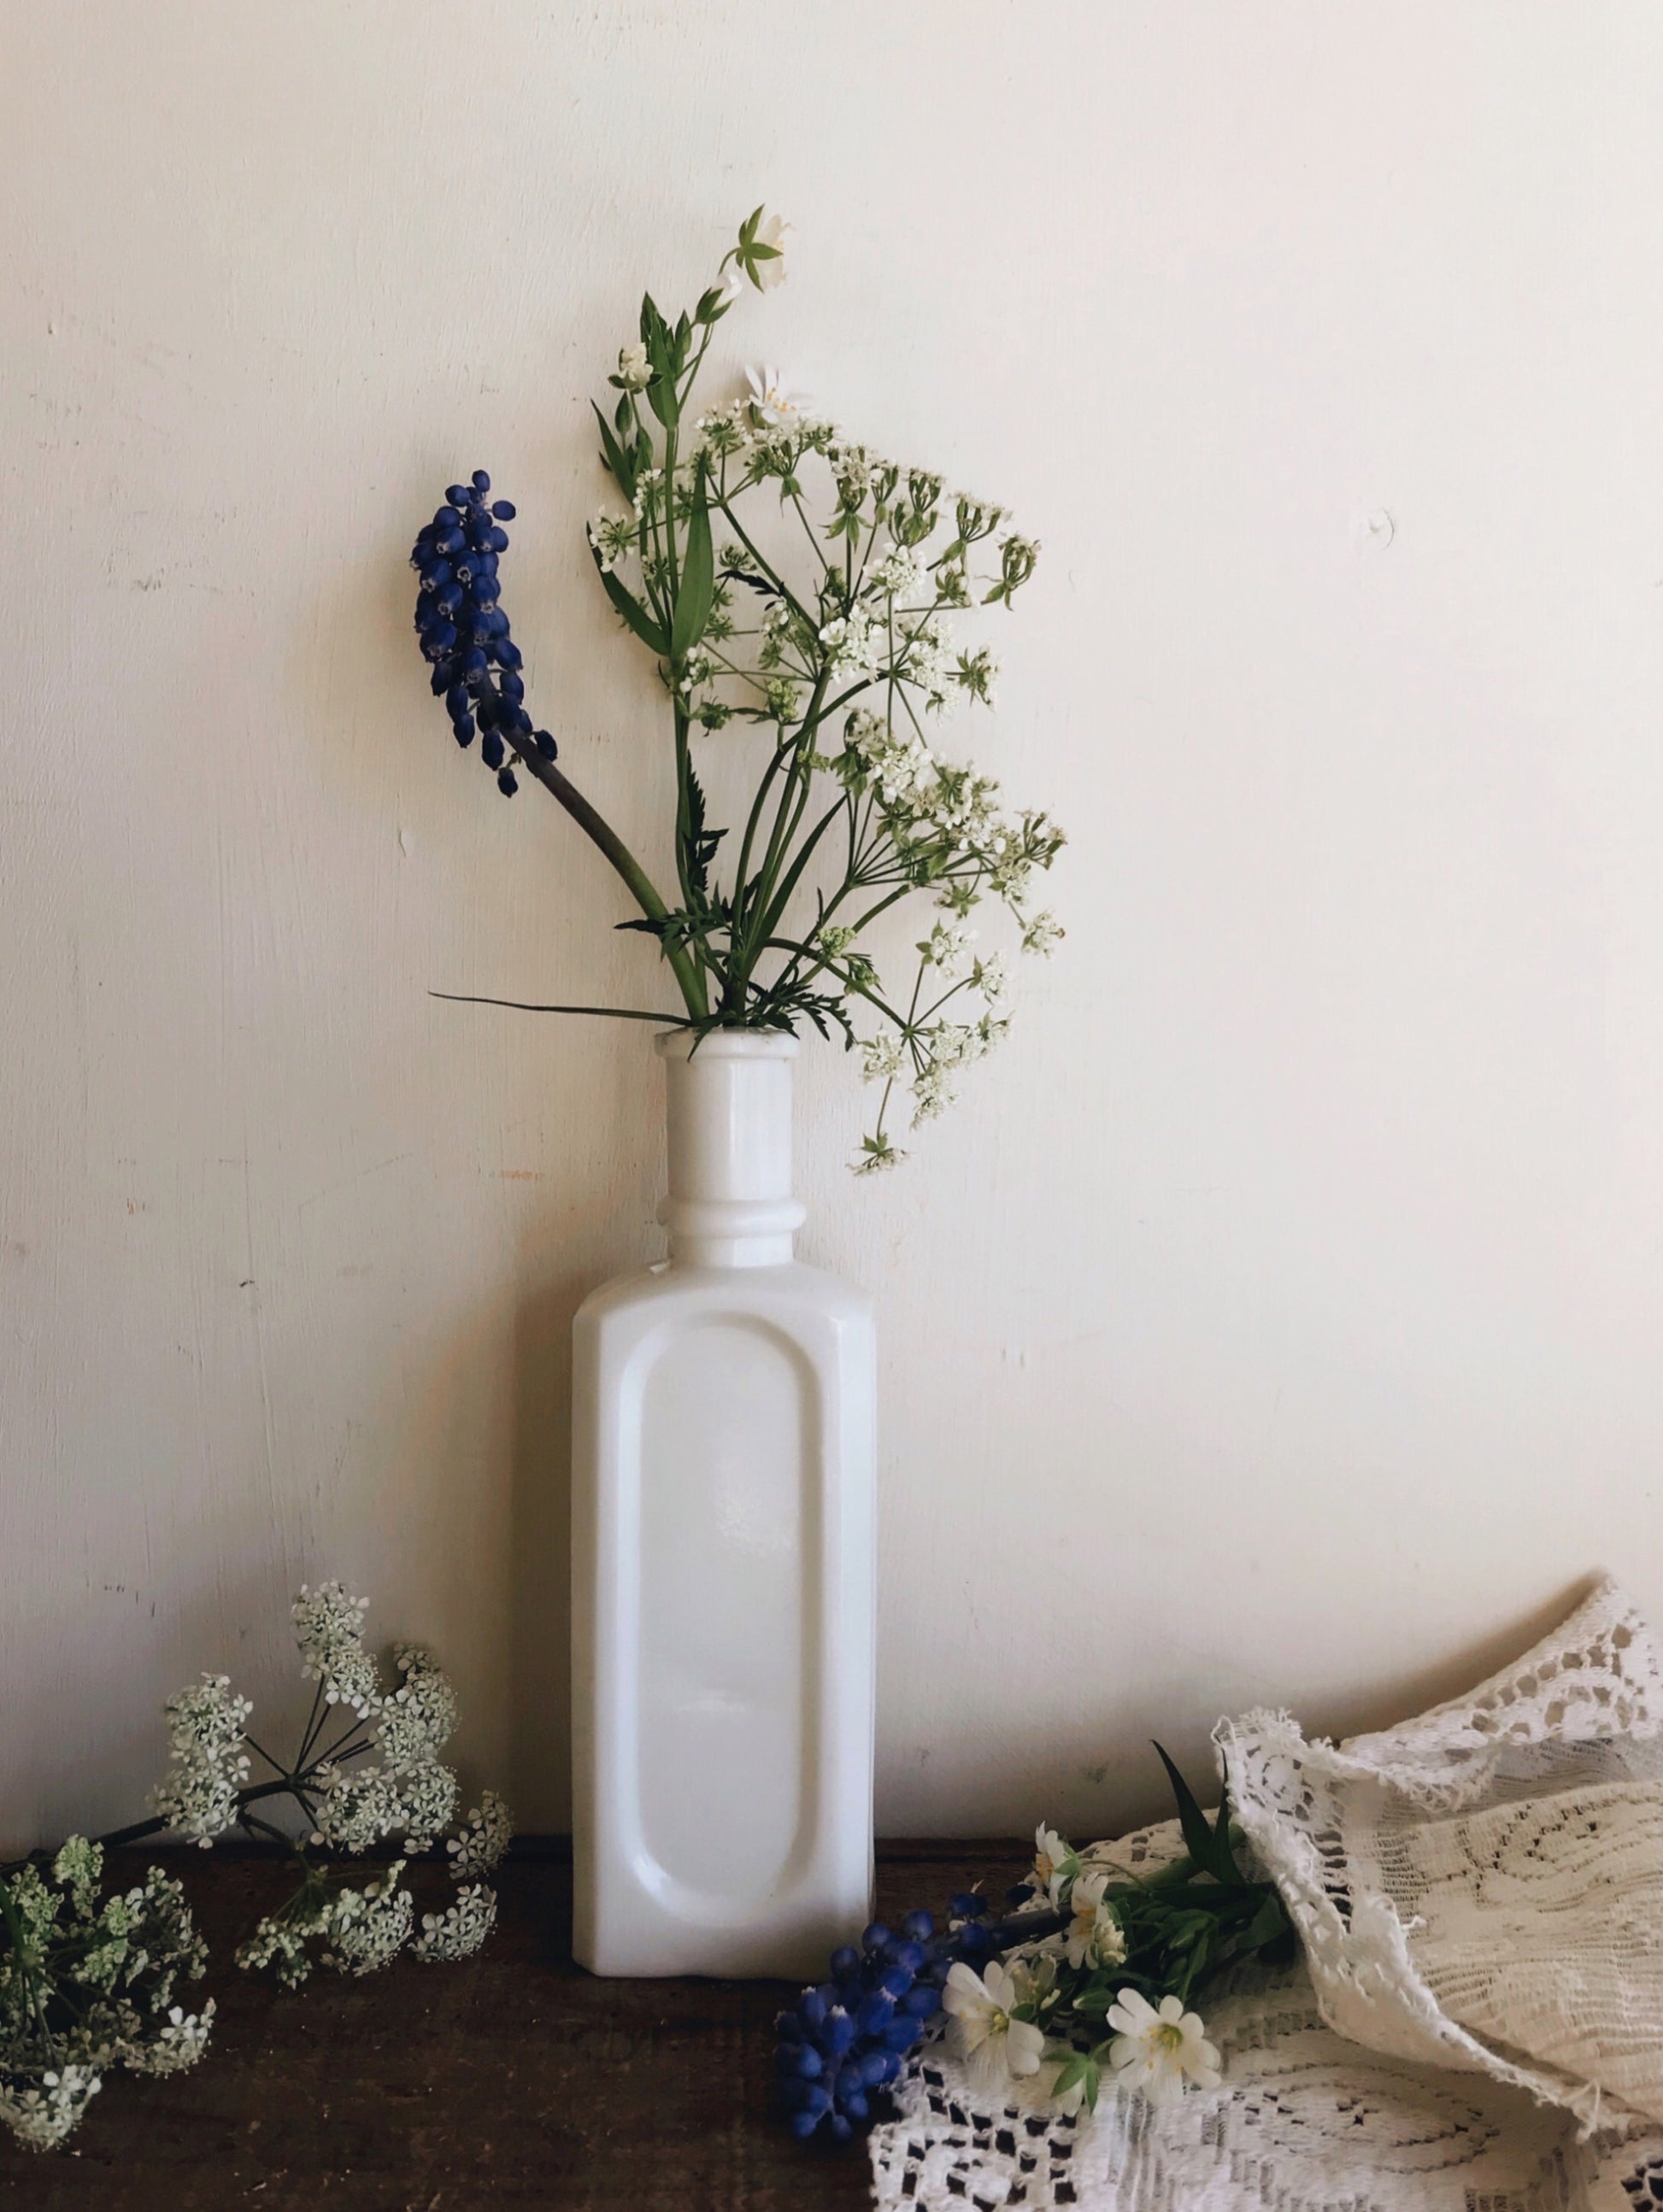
(591, 402, 635, 498)
(671, 461, 714, 660)
(1153, 1742, 1240, 1886)
(591, 551, 669, 656)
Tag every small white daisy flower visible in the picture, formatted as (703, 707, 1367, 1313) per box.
(942, 1960, 1046, 2100)
(745, 364, 813, 425)
(1106, 1988, 1222, 2105)
(1064, 1869, 1127, 1971)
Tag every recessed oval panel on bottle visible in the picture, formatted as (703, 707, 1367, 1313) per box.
(634, 1314, 820, 1902)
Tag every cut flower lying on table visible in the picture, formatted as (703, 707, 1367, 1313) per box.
(773, 1746, 1293, 2141)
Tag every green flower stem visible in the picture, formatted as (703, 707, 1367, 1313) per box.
(514, 745, 708, 1019)
(729, 730, 797, 949)
(711, 494, 814, 628)
(752, 791, 853, 957)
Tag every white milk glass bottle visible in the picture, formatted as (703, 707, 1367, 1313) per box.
(570, 1030, 877, 1977)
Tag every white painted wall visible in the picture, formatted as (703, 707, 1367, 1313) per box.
(7, 1, 1663, 1850)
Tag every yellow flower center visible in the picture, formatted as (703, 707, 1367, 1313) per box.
(1155, 2021, 1186, 2055)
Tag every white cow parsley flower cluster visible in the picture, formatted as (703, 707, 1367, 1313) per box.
(0, 1845, 212, 2153)
(446, 1790, 514, 1880)
(294, 1582, 380, 1717)
(0, 2066, 103, 2152)
(0, 1586, 514, 2157)
(148, 1674, 254, 1845)
(159, 1583, 513, 1994)
(411, 1882, 498, 1963)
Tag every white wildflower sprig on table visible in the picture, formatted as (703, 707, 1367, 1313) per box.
(0, 1840, 212, 2151)
(413, 204, 1064, 1172)
(0, 1581, 514, 2154)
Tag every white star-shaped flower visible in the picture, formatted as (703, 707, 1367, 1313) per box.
(1106, 1988, 1222, 2105)
(942, 1959, 1046, 2100)
(744, 364, 813, 425)
(1063, 1869, 1127, 1970)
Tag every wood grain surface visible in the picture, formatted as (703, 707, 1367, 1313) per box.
(0, 1841, 1024, 2212)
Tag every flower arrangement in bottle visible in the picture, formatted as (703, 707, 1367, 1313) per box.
(411, 208, 1063, 1171)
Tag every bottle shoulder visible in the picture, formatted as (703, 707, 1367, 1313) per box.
(575, 1256, 873, 1330)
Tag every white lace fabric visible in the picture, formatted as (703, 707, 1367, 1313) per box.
(868, 1578, 1663, 2210)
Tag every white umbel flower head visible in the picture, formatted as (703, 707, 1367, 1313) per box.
(149, 1674, 253, 1845)
(1106, 1988, 1222, 2105)
(412, 1883, 498, 1963)
(745, 364, 813, 425)
(292, 1583, 380, 1718)
(447, 1790, 514, 1879)
(1064, 1869, 1127, 1971)
(942, 1959, 1046, 2100)
(0, 2066, 103, 2150)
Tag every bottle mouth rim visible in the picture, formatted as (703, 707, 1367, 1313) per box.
(655, 1029, 800, 1063)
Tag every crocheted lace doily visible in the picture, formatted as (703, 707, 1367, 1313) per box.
(869, 1579, 1663, 2211)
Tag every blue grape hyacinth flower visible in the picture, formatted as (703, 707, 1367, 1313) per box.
(411, 471, 556, 796)
(774, 1913, 947, 2142)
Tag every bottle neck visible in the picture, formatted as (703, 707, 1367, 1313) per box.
(656, 1032, 806, 1268)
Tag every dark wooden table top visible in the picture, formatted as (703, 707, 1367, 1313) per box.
(0, 1840, 1025, 2212)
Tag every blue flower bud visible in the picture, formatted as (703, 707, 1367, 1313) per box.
(948, 1892, 988, 1920)
(495, 640, 522, 670)
(858, 2050, 890, 2088)
(491, 500, 516, 520)
(452, 716, 474, 747)
(855, 1992, 893, 2037)
(879, 1965, 912, 2000)
(501, 672, 525, 701)
(820, 2008, 855, 2056)
(480, 732, 504, 771)
(497, 767, 518, 795)
(902, 1984, 939, 2018)
(862, 1923, 890, 1953)
(880, 2014, 924, 2054)
(826, 2113, 852, 2142)
(800, 1989, 826, 2032)
(838, 2091, 868, 2123)
(791, 2044, 822, 2079)
(890, 1941, 926, 1974)
(446, 484, 470, 505)
(900, 1910, 935, 1942)
(472, 469, 491, 493)
(435, 505, 461, 527)
(534, 730, 557, 760)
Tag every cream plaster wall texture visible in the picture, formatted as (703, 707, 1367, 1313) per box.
(6, 1, 1663, 1850)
